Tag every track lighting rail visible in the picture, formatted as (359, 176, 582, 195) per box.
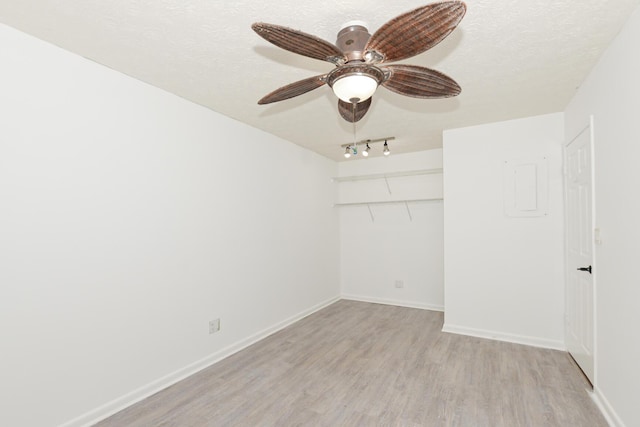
(342, 136, 395, 158)
(340, 136, 396, 148)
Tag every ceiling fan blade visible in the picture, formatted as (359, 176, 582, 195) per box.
(381, 65, 461, 98)
(252, 23, 346, 64)
(338, 98, 372, 123)
(258, 75, 327, 104)
(365, 1, 466, 63)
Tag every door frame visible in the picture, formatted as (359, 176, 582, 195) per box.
(563, 115, 597, 386)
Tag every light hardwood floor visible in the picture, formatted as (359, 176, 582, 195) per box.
(95, 300, 606, 426)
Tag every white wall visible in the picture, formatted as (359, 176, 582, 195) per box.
(0, 24, 339, 427)
(442, 113, 565, 349)
(339, 150, 444, 311)
(565, 5, 640, 426)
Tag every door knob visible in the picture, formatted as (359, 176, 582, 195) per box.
(577, 265, 592, 274)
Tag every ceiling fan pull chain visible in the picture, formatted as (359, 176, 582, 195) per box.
(352, 103, 357, 153)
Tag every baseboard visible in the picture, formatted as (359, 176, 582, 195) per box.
(341, 294, 444, 312)
(441, 323, 565, 351)
(591, 387, 626, 427)
(59, 295, 341, 427)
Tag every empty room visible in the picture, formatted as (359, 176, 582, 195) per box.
(2, 1, 639, 426)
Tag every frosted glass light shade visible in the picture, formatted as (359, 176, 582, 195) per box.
(332, 74, 378, 103)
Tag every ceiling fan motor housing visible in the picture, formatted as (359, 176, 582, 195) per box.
(336, 21, 371, 62)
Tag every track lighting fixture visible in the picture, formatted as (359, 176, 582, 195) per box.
(340, 137, 394, 159)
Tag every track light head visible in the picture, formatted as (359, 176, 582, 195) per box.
(383, 140, 390, 156)
(362, 143, 370, 157)
(344, 146, 351, 158)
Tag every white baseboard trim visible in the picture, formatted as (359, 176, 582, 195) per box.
(59, 295, 341, 427)
(441, 323, 565, 351)
(591, 387, 626, 427)
(341, 294, 444, 312)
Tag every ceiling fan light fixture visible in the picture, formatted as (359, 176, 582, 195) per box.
(327, 64, 385, 105)
(331, 74, 378, 104)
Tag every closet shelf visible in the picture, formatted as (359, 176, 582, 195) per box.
(334, 198, 443, 207)
(332, 168, 443, 182)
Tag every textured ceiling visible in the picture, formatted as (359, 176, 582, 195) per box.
(1, 0, 638, 161)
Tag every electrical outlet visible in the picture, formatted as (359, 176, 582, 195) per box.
(209, 318, 220, 334)
(395, 280, 404, 288)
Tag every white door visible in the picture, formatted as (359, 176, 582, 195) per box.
(565, 123, 595, 385)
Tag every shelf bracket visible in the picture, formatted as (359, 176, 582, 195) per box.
(405, 201, 413, 222)
(384, 176, 392, 195)
(367, 204, 375, 222)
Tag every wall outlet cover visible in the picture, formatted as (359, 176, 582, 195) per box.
(209, 318, 220, 334)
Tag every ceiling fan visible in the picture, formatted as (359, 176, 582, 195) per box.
(252, 1, 466, 123)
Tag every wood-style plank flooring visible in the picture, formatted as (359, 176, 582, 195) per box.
(95, 300, 606, 426)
